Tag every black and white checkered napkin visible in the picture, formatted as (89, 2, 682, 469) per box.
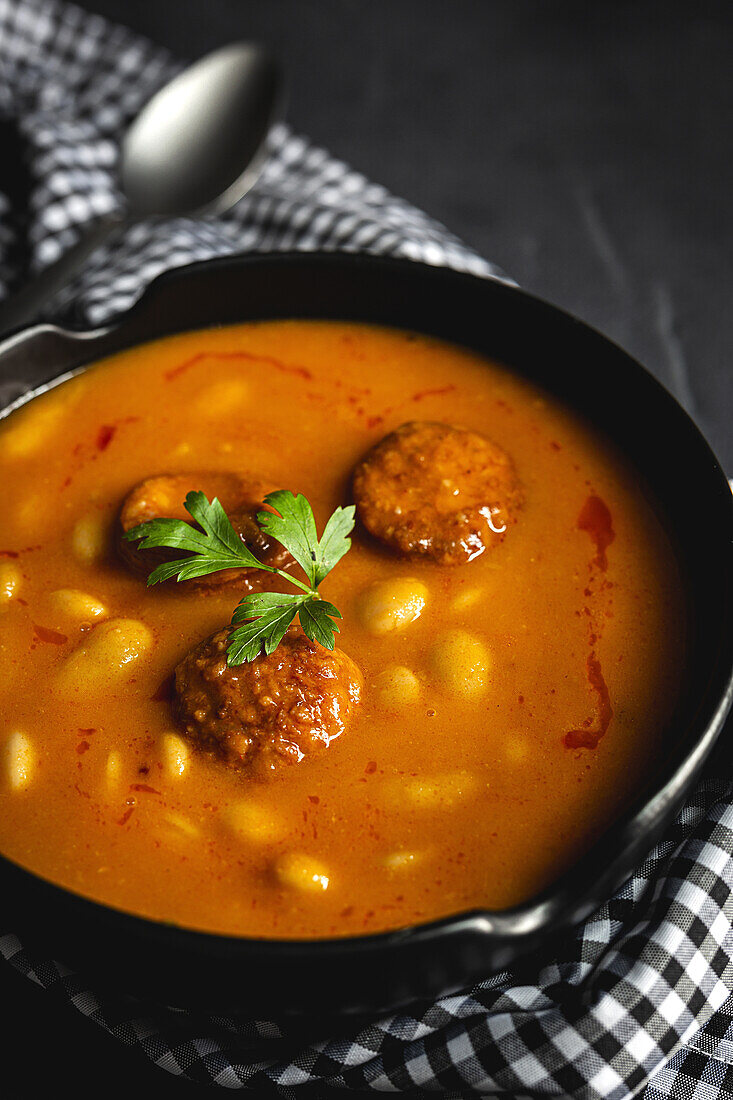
(1, 1, 732, 1096)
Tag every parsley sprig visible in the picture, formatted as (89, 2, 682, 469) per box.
(123, 490, 354, 665)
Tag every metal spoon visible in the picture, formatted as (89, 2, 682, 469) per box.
(0, 42, 282, 336)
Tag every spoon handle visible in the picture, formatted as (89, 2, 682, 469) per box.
(0, 214, 124, 338)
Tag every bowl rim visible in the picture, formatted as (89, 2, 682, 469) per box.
(1, 248, 732, 962)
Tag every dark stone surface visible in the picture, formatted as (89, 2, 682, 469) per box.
(78, 0, 733, 473)
(2, 1, 731, 1094)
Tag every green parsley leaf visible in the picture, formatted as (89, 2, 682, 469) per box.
(123, 488, 353, 665)
(124, 491, 266, 586)
(257, 490, 319, 586)
(312, 505, 356, 586)
(256, 493, 355, 589)
(299, 599, 342, 649)
(228, 598, 301, 664)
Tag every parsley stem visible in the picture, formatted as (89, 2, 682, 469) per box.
(270, 568, 317, 597)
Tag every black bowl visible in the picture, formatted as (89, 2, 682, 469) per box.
(1, 252, 731, 1016)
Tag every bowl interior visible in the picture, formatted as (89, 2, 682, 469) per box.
(0, 252, 730, 1013)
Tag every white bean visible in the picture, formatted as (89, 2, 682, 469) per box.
(450, 587, 486, 613)
(229, 802, 286, 843)
(274, 852, 330, 892)
(0, 403, 64, 458)
(162, 812, 200, 839)
(105, 750, 122, 788)
(12, 493, 46, 538)
(161, 733, 191, 778)
(373, 665, 421, 709)
(0, 563, 21, 605)
(383, 850, 419, 871)
(46, 588, 107, 629)
(357, 577, 428, 634)
(71, 513, 108, 564)
(429, 629, 491, 696)
(59, 618, 153, 692)
(197, 378, 248, 417)
(398, 771, 480, 810)
(6, 731, 34, 790)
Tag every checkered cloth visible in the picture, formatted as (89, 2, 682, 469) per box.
(0, 1, 731, 1096)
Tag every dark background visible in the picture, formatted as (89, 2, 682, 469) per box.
(3, 1, 732, 1095)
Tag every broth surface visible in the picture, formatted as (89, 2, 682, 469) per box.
(0, 321, 685, 937)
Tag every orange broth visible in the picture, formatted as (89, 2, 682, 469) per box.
(0, 321, 685, 938)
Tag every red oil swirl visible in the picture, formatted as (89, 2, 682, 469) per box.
(563, 494, 615, 749)
(577, 494, 614, 571)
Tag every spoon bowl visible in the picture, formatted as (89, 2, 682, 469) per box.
(0, 41, 283, 336)
(121, 43, 281, 218)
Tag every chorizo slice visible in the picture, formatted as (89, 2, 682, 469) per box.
(352, 421, 523, 565)
(117, 471, 290, 590)
(173, 627, 363, 775)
